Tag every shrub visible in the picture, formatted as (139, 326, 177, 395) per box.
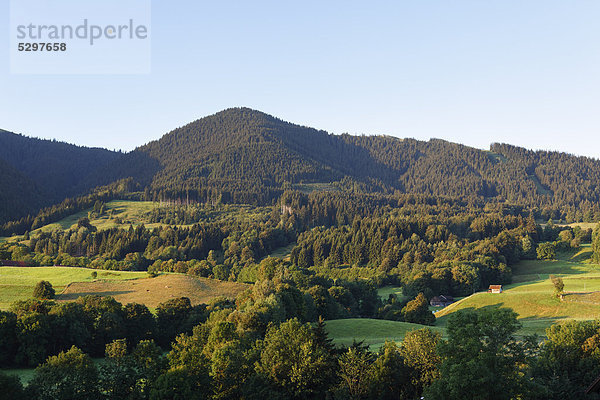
(550, 274, 564, 297)
(536, 242, 556, 260)
(33, 280, 55, 299)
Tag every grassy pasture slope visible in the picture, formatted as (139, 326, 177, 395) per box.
(0, 267, 147, 310)
(30, 198, 295, 263)
(32, 200, 275, 233)
(325, 318, 445, 350)
(0, 267, 249, 310)
(58, 274, 249, 308)
(33, 200, 163, 233)
(435, 246, 600, 336)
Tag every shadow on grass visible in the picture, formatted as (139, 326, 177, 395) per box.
(567, 251, 593, 263)
(511, 260, 595, 289)
(516, 315, 568, 325)
(57, 290, 134, 300)
(436, 302, 570, 338)
(515, 315, 571, 338)
(503, 279, 548, 290)
(436, 303, 510, 327)
(109, 206, 127, 214)
(514, 262, 589, 276)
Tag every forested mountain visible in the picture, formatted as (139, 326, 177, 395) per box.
(4, 108, 600, 225)
(121, 108, 600, 213)
(128, 108, 505, 201)
(0, 158, 44, 222)
(0, 130, 121, 222)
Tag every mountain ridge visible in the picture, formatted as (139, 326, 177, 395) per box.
(0, 129, 121, 223)
(3, 107, 600, 224)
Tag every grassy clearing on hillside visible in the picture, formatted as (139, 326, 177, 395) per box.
(33, 200, 163, 233)
(486, 151, 507, 163)
(268, 242, 296, 260)
(567, 222, 598, 230)
(0, 267, 147, 310)
(435, 247, 600, 337)
(377, 286, 404, 300)
(325, 318, 445, 350)
(57, 274, 249, 308)
(527, 174, 552, 196)
(32, 200, 274, 234)
(541, 221, 597, 230)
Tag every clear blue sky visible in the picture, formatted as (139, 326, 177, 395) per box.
(1, 1, 599, 156)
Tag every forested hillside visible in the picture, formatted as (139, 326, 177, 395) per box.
(4, 108, 600, 226)
(126, 108, 600, 213)
(0, 130, 121, 221)
(0, 158, 44, 222)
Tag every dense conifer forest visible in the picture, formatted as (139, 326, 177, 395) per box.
(4, 108, 600, 226)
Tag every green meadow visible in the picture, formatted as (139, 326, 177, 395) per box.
(33, 200, 165, 233)
(32, 200, 274, 234)
(328, 247, 600, 349)
(0, 266, 147, 310)
(436, 246, 600, 337)
(325, 318, 445, 350)
(377, 285, 404, 300)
